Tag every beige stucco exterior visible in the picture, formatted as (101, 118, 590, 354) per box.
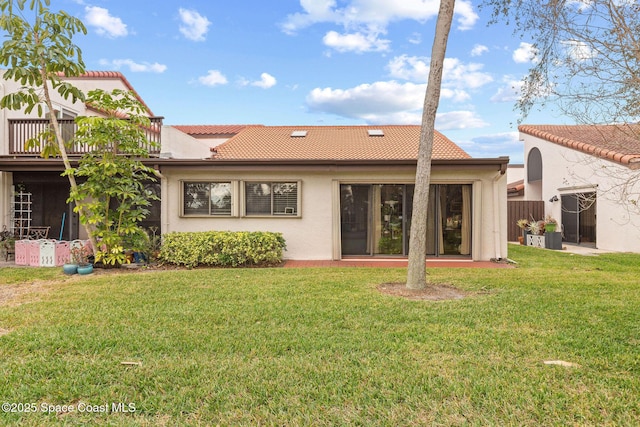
(521, 132, 640, 252)
(0, 72, 510, 260)
(160, 163, 508, 261)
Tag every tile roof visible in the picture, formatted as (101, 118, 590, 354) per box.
(507, 179, 524, 197)
(519, 124, 640, 168)
(61, 71, 155, 116)
(173, 125, 257, 136)
(211, 125, 470, 161)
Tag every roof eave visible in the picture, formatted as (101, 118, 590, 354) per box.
(152, 156, 510, 170)
(0, 156, 510, 172)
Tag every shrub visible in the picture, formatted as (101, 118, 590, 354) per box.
(159, 231, 286, 268)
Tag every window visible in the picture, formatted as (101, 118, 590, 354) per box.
(183, 182, 232, 216)
(245, 182, 299, 216)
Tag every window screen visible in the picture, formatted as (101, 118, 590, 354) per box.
(245, 182, 298, 216)
(183, 182, 232, 215)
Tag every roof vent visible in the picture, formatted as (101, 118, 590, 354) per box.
(368, 129, 384, 137)
(291, 130, 308, 137)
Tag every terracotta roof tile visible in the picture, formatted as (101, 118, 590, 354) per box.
(519, 124, 640, 168)
(507, 179, 524, 196)
(60, 71, 155, 116)
(211, 125, 470, 161)
(173, 125, 258, 136)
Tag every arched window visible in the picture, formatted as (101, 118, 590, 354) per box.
(527, 147, 543, 182)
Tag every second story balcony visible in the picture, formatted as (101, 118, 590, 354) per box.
(8, 117, 163, 156)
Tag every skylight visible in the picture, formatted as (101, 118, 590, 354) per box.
(368, 129, 384, 137)
(291, 130, 308, 137)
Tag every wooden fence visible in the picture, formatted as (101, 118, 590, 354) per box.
(507, 200, 545, 242)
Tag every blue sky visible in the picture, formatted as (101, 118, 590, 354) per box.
(59, 0, 571, 163)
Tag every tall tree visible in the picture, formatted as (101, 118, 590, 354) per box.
(406, 0, 456, 289)
(483, 0, 640, 124)
(68, 89, 159, 266)
(0, 0, 99, 250)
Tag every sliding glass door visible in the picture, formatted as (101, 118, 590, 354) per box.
(561, 192, 596, 244)
(340, 183, 472, 257)
(340, 185, 371, 255)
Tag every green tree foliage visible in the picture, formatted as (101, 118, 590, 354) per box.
(0, 0, 86, 153)
(66, 89, 159, 266)
(0, 1, 159, 262)
(0, 0, 100, 250)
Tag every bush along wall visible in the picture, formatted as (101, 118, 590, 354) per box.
(159, 231, 286, 268)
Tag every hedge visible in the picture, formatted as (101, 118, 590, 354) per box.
(159, 231, 286, 268)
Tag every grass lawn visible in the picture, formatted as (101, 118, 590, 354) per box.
(0, 245, 639, 426)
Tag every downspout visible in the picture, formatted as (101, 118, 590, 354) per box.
(492, 165, 506, 260)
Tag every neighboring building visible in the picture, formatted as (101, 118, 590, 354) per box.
(0, 71, 162, 240)
(519, 124, 640, 252)
(161, 125, 255, 160)
(506, 164, 525, 200)
(158, 125, 509, 261)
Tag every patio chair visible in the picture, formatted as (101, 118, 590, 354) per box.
(26, 226, 50, 240)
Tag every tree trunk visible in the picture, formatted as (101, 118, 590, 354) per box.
(406, 0, 456, 289)
(40, 70, 98, 254)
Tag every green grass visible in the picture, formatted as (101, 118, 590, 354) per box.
(0, 245, 639, 426)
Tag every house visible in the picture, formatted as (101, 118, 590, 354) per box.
(0, 70, 510, 261)
(158, 125, 509, 261)
(0, 71, 162, 240)
(518, 124, 640, 252)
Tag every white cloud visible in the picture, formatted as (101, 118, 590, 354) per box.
(198, 70, 228, 87)
(513, 42, 538, 64)
(562, 40, 596, 61)
(440, 88, 471, 103)
(457, 132, 521, 161)
(282, 0, 478, 51)
(323, 30, 390, 53)
(490, 79, 524, 103)
(306, 80, 488, 128)
(386, 55, 493, 97)
(408, 32, 422, 45)
(387, 55, 430, 81)
(443, 58, 493, 89)
(243, 73, 277, 89)
(453, 0, 478, 31)
(307, 81, 424, 116)
(435, 111, 489, 130)
(100, 59, 167, 73)
(280, 0, 338, 34)
(84, 6, 128, 38)
(178, 8, 211, 42)
(470, 44, 488, 57)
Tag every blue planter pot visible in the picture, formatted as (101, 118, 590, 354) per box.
(77, 264, 94, 275)
(63, 263, 78, 275)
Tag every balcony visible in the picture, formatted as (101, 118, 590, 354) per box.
(8, 117, 163, 156)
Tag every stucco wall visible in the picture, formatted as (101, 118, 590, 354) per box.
(161, 165, 508, 261)
(522, 134, 640, 252)
(160, 127, 215, 159)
